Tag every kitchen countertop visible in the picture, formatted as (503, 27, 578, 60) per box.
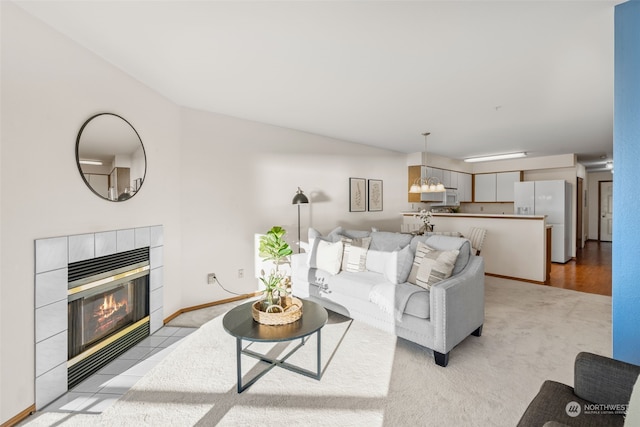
(401, 212, 546, 220)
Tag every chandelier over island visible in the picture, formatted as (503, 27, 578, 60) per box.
(409, 132, 446, 193)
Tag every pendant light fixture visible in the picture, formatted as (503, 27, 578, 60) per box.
(409, 132, 446, 193)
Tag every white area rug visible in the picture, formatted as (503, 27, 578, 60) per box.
(24, 277, 611, 426)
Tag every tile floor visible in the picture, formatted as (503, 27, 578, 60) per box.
(37, 325, 197, 416)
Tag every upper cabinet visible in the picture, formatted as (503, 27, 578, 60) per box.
(457, 173, 473, 202)
(496, 171, 521, 201)
(474, 174, 497, 202)
(407, 166, 465, 202)
(422, 167, 444, 201)
(474, 171, 522, 202)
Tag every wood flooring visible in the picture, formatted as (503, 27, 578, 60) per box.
(548, 240, 612, 296)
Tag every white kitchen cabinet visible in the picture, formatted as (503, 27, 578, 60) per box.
(441, 169, 451, 188)
(458, 173, 472, 202)
(431, 167, 443, 183)
(474, 171, 521, 202)
(474, 173, 497, 202)
(420, 167, 443, 201)
(496, 171, 521, 201)
(448, 171, 458, 189)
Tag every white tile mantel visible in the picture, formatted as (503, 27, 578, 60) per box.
(34, 225, 164, 410)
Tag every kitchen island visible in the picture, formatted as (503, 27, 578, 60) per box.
(402, 212, 549, 284)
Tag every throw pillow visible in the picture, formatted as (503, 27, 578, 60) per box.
(383, 244, 415, 284)
(341, 236, 371, 272)
(412, 244, 459, 290)
(365, 250, 392, 274)
(407, 240, 430, 285)
(369, 231, 413, 252)
(308, 227, 322, 244)
(326, 226, 346, 242)
(312, 239, 344, 275)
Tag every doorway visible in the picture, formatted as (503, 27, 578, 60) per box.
(599, 180, 613, 242)
(577, 177, 584, 249)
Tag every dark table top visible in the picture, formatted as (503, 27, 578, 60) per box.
(222, 298, 328, 342)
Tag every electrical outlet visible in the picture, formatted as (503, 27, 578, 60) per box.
(238, 269, 244, 279)
(207, 273, 216, 285)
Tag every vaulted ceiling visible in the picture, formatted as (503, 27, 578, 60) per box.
(15, 1, 620, 170)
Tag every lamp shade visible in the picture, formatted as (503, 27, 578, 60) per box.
(292, 187, 309, 204)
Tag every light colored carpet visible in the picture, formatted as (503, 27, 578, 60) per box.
(24, 277, 611, 426)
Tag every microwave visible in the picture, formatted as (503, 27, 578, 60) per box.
(432, 190, 459, 207)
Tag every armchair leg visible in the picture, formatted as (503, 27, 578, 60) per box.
(471, 325, 483, 337)
(434, 351, 449, 367)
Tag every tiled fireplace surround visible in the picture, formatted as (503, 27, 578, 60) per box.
(34, 225, 164, 410)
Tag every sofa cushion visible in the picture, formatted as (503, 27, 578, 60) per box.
(327, 226, 371, 241)
(325, 270, 389, 300)
(341, 236, 371, 272)
(414, 244, 459, 290)
(370, 231, 413, 252)
(383, 244, 415, 285)
(405, 288, 430, 319)
(343, 229, 373, 239)
(309, 239, 344, 275)
(517, 380, 625, 427)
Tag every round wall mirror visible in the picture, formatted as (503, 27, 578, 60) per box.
(76, 113, 147, 202)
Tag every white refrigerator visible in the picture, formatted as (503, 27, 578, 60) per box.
(514, 180, 572, 263)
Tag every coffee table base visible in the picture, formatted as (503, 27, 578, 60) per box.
(235, 330, 322, 393)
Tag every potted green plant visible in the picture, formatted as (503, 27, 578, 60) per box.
(258, 226, 293, 312)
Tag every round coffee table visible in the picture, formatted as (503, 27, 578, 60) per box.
(223, 298, 328, 393)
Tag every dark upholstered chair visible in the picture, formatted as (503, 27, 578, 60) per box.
(518, 352, 640, 427)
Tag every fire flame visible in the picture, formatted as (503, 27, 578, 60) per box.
(96, 293, 129, 325)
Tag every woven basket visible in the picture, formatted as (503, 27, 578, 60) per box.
(252, 296, 303, 325)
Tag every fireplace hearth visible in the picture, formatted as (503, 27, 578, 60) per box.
(67, 247, 150, 388)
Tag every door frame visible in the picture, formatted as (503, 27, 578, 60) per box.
(598, 180, 613, 241)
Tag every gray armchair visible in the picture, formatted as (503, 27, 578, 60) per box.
(518, 352, 640, 427)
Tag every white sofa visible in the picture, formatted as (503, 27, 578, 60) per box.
(291, 227, 485, 367)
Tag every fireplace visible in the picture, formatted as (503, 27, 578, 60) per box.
(67, 247, 150, 388)
(34, 226, 164, 409)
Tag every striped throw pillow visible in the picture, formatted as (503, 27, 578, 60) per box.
(408, 241, 459, 289)
(341, 236, 371, 272)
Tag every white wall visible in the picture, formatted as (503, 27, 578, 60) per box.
(178, 108, 406, 308)
(0, 3, 182, 422)
(587, 171, 614, 240)
(0, 3, 408, 422)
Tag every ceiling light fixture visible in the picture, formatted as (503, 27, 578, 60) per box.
(79, 159, 103, 166)
(409, 132, 446, 194)
(463, 152, 527, 163)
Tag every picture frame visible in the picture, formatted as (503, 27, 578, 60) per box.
(368, 179, 383, 211)
(349, 178, 366, 212)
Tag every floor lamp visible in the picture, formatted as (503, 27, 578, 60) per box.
(292, 187, 309, 253)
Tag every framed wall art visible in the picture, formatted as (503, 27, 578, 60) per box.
(368, 179, 383, 211)
(349, 177, 366, 212)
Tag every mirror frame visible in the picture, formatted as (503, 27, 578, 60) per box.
(75, 113, 147, 202)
